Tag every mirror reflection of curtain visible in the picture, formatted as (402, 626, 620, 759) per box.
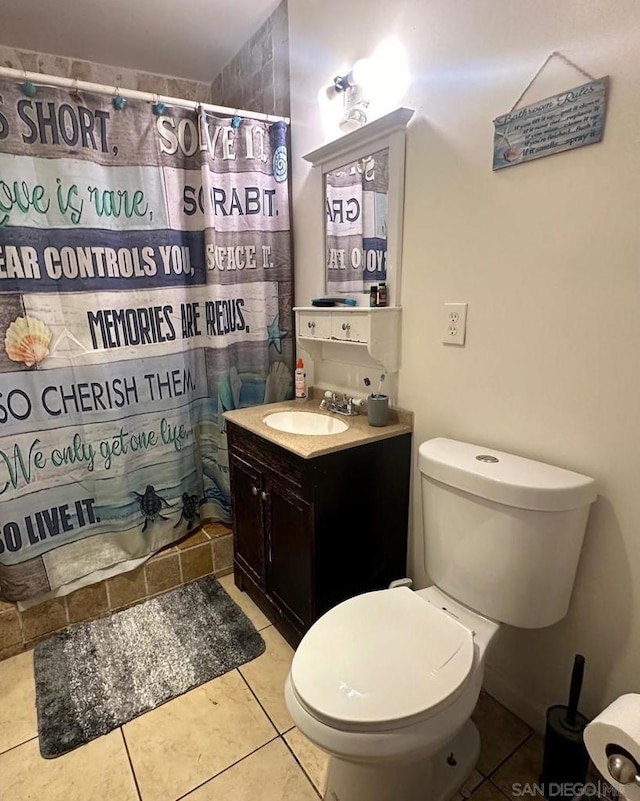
(325, 148, 388, 295)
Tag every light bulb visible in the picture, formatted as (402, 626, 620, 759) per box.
(351, 59, 374, 92)
(370, 40, 410, 105)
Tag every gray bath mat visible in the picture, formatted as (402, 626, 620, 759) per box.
(34, 575, 265, 758)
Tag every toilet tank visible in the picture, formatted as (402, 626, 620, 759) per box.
(419, 439, 597, 628)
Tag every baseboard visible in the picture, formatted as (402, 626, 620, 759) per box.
(483, 664, 548, 734)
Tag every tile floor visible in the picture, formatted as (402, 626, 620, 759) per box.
(0, 573, 547, 801)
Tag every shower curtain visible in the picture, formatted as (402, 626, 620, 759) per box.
(0, 82, 293, 602)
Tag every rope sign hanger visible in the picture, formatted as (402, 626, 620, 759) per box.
(508, 50, 598, 113)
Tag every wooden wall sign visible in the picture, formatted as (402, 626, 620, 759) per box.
(493, 53, 609, 171)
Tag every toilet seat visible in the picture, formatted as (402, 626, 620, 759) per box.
(290, 588, 475, 733)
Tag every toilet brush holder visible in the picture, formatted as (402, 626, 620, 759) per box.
(540, 655, 590, 801)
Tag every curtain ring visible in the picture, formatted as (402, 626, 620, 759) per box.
(151, 94, 166, 116)
(113, 87, 126, 110)
(20, 70, 37, 97)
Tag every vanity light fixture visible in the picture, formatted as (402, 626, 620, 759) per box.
(339, 99, 369, 133)
(326, 59, 373, 99)
(321, 43, 410, 135)
(326, 72, 356, 99)
(326, 59, 373, 132)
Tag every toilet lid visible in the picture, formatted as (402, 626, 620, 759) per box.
(291, 588, 475, 731)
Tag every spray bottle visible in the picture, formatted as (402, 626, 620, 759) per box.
(295, 358, 307, 400)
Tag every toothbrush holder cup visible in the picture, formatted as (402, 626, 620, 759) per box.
(367, 394, 389, 427)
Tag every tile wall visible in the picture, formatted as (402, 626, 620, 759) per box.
(210, 0, 290, 117)
(0, 45, 212, 102)
(0, 523, 234, 662)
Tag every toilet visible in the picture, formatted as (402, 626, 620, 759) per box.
(285, 438, 597, 801)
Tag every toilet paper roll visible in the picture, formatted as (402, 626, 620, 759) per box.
(584, 693, 640, 801)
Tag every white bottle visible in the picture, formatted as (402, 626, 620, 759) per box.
(295, 358, 307, 400)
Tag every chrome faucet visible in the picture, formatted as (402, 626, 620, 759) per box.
(319, 391, 363, 416)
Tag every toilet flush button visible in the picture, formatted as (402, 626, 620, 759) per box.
(476, 455, 499, 463)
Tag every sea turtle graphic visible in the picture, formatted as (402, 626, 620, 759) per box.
(132, 485, 173, 532)
(173, 493, 201, 529)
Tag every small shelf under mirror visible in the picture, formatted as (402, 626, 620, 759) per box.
(294, 306, 401, 372)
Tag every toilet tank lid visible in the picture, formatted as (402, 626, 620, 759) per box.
(418, 438, 597, 511)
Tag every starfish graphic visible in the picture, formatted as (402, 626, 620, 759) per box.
(267, 314, 287, 353)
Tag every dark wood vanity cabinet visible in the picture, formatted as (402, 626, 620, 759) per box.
(227, 421, 412, 647)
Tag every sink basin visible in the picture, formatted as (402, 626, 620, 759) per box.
(263, 411, 349, 436)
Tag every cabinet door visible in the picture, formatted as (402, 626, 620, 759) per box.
(263, 477, 313, 630)
(230, 454, 265, 587)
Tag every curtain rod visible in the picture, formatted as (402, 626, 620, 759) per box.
(0, 66, 290, 124)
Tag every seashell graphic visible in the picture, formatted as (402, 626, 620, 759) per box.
(4, 316, 52, 367)
(503, 147, 523, 163)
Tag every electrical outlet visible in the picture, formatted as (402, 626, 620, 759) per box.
(442, 303, 468, 345)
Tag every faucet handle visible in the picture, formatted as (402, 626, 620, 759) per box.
(320, 390, 334, 410)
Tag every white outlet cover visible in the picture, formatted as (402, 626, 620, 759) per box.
(443, 303, 468, 345)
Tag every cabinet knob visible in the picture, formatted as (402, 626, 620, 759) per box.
(307, 321, 316, 329)
(341, 322, 351, 331)
(260, 490, 269, 501)
(251, 486, 258, 496)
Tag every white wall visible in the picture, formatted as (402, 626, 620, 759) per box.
(288, 0, 640, 728)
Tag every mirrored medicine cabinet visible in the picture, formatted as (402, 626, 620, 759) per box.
(303, 107, 414, 307)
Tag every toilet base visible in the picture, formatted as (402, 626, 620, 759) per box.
(323, 719, 481, 801)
